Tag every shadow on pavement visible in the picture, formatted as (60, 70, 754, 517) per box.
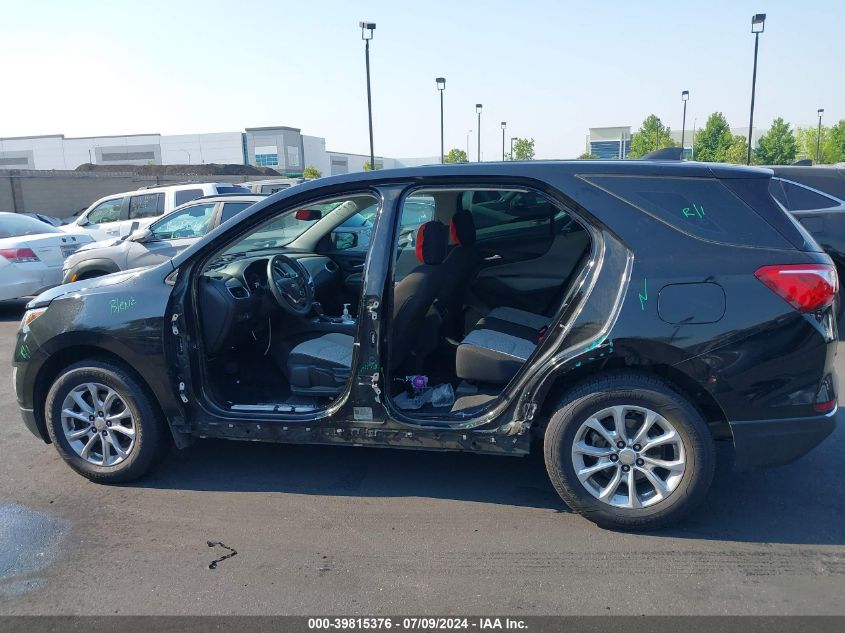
(140, 421, 845, 546)
(0, 300, 27, 323)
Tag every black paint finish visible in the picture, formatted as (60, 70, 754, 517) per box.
(12, 160, 838, 471)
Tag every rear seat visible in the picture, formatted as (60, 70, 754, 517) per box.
(456, 307, 551, 384)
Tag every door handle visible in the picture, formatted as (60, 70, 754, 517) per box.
(352, 263, 365, 269)
(484, 254, 502, 261)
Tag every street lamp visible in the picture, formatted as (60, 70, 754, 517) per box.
(466, 129, 472, 158)
(359, 20, 376, 170)
(180, 149, 192, 164)
(680, 91, 689, 158)
(816, 108, 824, 163)
(747, 13, 766, 165)
(436, 77, 446, 163)
(510, 137, 517, 161)
(476, 104, 483, 162)
(500, 122, 507, 161)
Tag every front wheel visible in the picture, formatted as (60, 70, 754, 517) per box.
(543, 373, 715, 531)
(45, 361, 169, 483)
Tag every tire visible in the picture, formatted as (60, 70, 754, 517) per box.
(543, 372, 715, 531)
(45, 360, 169, 483)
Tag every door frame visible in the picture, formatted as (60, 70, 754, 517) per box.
(164, 183, 402, 429)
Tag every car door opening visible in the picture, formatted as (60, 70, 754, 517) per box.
(385, 187, 592, 418)
(193, 193, 379, 412)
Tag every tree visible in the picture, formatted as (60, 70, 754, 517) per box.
(723, 135, 749, 164)
(363, 161, 378, 171)
(829, 120, 845, 164)
(753, 118, 798, 165)
(512, 138, 535, 160)
(628, 114, 676, 158)
(797, 121, 845, 164)
(578, 152, 599, 159)
(302, 165, 321, 179)
(694, 112, 734, 162)
(443, 148, 469, 163)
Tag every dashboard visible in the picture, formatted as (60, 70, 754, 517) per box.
(198, 250, 340, 354)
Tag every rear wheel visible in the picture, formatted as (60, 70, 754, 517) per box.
(45, 361, 168, 483)
(543, 373, 715, 531)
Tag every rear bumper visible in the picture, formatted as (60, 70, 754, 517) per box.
(0, 264, 62, 301)
(729, 407, 837, 471)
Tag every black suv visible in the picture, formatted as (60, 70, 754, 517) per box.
(12, 161, 839, 530)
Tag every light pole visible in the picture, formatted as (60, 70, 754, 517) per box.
(88, 148, 95, 164)
(436, 77, 446, 163)
(816, 108, 824, 163)
(510, 137, 517, 160)
(359, 21, 376, 169)
(680, 90, 689, 158)
(476, 104, 483, 162)
(180, 149, 192, 164)
(466, 130, 472, 158)
(747, 13, 766, 165)
(500, 122, 507, 161)
(692, 118, 697, 160)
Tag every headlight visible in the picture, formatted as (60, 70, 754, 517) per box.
(20, 307, 47, 329)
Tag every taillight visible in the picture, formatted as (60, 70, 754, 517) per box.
(0, 248, 39, 263)
(755, 263, 838, 312)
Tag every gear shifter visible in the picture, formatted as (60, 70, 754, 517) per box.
(312, 301, 325, 319)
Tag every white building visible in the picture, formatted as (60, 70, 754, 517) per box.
(586, 125, 764, 159)
(0, 126, 438, 175)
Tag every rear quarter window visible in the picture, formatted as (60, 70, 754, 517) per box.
(584, 175, 790, 249)
(174, 189, 203, 207)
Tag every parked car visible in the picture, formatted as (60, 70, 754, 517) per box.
(0, 213, 93, 301)
(768, 165, 845, 201)
(60, 182, 250, 241)
(13, 161, 838, 531)
(61, 194, 266, 283)
(241, 178, 307, 195)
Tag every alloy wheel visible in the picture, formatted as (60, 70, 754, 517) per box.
(570, 405, 686, 509)
(60, 382, 137, 466)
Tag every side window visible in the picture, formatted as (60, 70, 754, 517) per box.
(128, 193, 164, 219)
(585, 175, 790, 248)
(174, 188, 203, 207)
(775, 179, 837, 212)
(328, 205, 375, 252)
(87, 198, 123, 224)
(151, 203, 216, 240)
(220, 202, 254, 224)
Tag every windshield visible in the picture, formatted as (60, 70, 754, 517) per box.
(217, 195, 376, 258)
(0, 214, 62, 238)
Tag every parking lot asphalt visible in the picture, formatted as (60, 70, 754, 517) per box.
(0, 298, 843, 615)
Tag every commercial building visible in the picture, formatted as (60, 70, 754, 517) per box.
(586, 125, 764, 159)
(0, 126, 437, 175)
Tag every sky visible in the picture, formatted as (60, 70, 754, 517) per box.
(1, 0, 843, 161)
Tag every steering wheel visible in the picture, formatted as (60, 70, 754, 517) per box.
(267, 254, 314, 316)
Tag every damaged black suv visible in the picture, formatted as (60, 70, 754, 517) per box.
(13, 161, 839, 530)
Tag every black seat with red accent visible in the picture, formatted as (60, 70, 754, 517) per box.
(434, 209, 479, 325)
(389, 220, 451, 371)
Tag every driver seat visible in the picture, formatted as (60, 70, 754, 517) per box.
(285, 221, 449, 396)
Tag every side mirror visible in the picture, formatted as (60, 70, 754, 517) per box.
(332, 231, 358, 251)
(295, 209, 323, 221)
(77, 215, 90, 226)
(128, 228, 154, 244)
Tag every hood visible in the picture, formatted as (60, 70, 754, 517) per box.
(26, 266, 158, 309)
